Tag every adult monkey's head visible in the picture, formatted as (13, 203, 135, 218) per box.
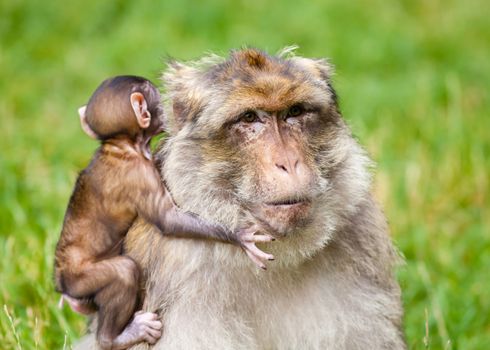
(158, 48, 371, 265)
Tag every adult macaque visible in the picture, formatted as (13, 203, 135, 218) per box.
(76, 49, 405, 349)
(55, 75, 274, 350)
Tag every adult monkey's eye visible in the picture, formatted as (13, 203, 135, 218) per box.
(287, 104, 304, 118)
(240, 111, 259, 123)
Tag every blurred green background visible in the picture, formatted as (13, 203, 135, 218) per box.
(0, 0, 489, 348)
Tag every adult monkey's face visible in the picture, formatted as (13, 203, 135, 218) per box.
(160, 48, 355, 237)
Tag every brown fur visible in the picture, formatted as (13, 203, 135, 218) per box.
(56, 76, 273, 350)
(55, 136, 165, 349)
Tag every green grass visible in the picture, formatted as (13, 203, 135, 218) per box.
(1, 0, 489, 348)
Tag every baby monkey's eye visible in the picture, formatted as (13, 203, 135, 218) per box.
(240, 111, 259, 123)
(287, 104, 304, 118)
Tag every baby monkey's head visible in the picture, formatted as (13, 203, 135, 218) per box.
(79, 75, 164, 141)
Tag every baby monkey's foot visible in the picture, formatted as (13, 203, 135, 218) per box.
(59, 294, 96, 315)
(237, 224, 275, 270)
(111, 311, 163, 350)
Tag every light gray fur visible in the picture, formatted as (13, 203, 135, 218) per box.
(75, 50, 405, 350)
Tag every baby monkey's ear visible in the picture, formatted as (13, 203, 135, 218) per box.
(78, 105, 98, 139)
(130, 92, 151, 129)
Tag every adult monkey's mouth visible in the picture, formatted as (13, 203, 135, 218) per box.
(262, 198, 312, 222)
(254, 198, 313, 235)
(265, 197, 311, 208)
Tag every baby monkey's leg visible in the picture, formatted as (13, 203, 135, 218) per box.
(61, 256, 162, 349)
(92, 257, 161, 350)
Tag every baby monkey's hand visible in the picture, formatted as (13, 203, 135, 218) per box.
(236, 224, 275, 270)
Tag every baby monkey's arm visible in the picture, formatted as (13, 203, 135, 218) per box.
(134, 172, 275, 269)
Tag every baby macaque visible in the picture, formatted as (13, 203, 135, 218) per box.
(54, 76, 274, 350)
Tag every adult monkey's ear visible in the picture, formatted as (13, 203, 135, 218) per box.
(289, 55, 338, 105)
(130, 92, 151, 129)
(162, 59, 213, 134)
(78, 105, 98, 139)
